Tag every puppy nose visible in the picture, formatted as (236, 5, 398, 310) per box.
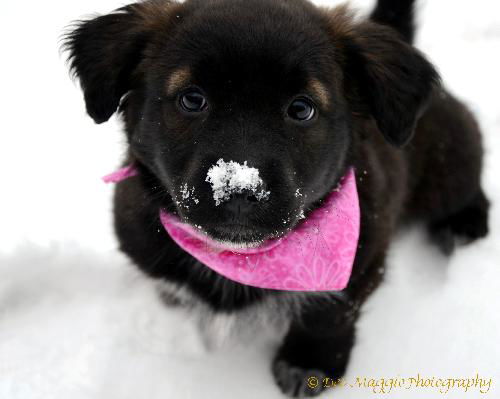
(224, 191, 260, 216)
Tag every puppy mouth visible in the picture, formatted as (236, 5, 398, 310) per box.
(203, 224, 273, 248)
(182, 204, 305, 249)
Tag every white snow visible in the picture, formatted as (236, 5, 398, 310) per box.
(1, 0, 500, 398)
(180, 183, 199, 205)
(206, 158, 270, 206)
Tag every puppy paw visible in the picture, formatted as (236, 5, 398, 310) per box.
(272, 358, 328, 397)
(429, 190, 489, 254)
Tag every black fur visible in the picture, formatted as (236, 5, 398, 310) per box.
(65, 6, 151, 123)
(371, 0, 416, 43)
(64, 0, 489, 396)
(341, 21, 438, 146)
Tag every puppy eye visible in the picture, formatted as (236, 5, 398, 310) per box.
(287, 98, 316, 122)
(179, 90, 207, 112)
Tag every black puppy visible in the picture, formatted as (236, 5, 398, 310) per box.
(65, 0, 489, 396)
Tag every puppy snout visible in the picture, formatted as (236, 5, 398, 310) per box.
(224, 190, 261, 217)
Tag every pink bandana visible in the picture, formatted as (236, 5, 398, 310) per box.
(103, 166, 360, 291)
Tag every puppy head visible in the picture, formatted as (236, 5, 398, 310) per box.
(64, 0, 438, 246)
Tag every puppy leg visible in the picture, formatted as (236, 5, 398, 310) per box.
(272, 300, 356, 397)
(272, 242, 389, 397)
(409, 91, 490, 254)
(429, 189, 490, 254)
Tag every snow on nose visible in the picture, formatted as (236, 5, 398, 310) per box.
(205, 159, 270, 206)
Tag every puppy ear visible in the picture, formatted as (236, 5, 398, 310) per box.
(327, 11, 440, 146)
(63, 2, 180, 124)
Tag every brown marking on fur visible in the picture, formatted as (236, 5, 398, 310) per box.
(308, 78, 330, 108)
(133, 0, 184, 32)
(166, 67, 191, 94)
(320, 4, 356, 54)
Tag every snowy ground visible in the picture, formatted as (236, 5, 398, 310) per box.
(1, 0, 499, 398)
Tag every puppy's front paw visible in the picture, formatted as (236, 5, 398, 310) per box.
(272, 358, 327, 397)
